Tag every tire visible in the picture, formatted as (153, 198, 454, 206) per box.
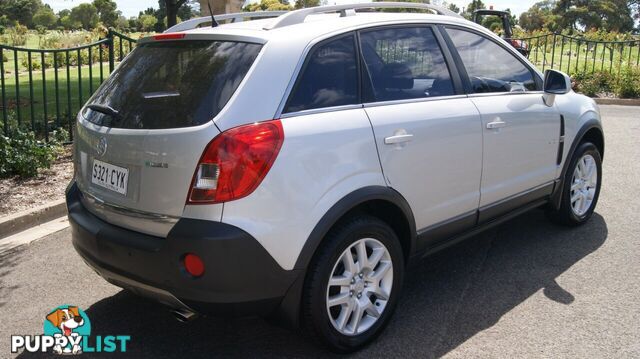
(547, 141, 602, 226)
(302, 215, 404, 353)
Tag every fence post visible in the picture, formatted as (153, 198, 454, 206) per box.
(550, 33, 557, 70)
(0, 48, 7, 136)
(107, 28, 115, 74)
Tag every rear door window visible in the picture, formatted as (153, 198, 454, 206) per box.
(284, 34, 358, 113)
(359, 26, 455, 102)
(83, 40, 262, 129)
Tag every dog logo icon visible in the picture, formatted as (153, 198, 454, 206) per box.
(44, 305, 91, 355)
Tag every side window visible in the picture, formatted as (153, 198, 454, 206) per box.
(284, 34, 358, 113)
(446, 28, 541, 93)
(360, 26, 455, 102)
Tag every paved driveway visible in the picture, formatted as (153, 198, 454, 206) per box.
(1, 105, 639, 358)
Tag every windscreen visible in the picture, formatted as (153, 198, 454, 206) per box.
(82, 40, 262, 129)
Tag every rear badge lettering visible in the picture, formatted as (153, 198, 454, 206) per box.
(145, 161, 169, 169)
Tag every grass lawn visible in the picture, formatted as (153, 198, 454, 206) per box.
(1, 63, 111, 135)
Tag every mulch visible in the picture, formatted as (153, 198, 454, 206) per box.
(0, 145, 73, 217)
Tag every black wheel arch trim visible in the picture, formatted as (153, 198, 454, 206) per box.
(550, 118, 604, 209)
(293, 185, 417, 270)
(275, 186, 415, 329)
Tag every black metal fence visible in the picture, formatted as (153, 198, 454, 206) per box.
(512, 33, 640, 75)
(0, 29, 137, 141)
(2, 30, 639, 142)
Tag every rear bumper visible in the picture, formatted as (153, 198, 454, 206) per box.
(66, 182, 302, 317)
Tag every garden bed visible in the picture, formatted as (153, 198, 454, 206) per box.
(0, 145, 72, 217)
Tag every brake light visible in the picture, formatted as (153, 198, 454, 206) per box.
(187, 120, 284, 204)
(153, 33, 186, 40)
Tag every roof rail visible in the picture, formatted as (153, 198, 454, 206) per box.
(164, 11, 288, 33)
(264, 2, 462, 30)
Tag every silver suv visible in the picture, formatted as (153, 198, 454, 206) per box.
(67, 3, 604, 352)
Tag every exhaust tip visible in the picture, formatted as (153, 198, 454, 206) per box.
(171, 308, 198, 323)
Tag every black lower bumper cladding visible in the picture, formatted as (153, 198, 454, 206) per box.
(66, 182, 302, 317)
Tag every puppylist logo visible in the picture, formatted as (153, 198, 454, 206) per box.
(11, 305, 130, 355)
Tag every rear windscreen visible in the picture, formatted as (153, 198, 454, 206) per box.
(82, 40, 262, 129)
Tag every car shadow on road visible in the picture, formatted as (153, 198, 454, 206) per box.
(16, 210, 607, 358)
(0, 247, 25, 309)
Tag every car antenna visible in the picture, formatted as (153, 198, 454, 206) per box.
(207, 2, 219, 28)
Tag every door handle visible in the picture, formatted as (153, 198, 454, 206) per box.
(486, 121, 507, 129)
(384, 134, 414, 145)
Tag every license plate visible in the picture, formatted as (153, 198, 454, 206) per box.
(91, 159, 129, 195)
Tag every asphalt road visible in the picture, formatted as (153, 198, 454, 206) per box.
(1, 105, 639, 358)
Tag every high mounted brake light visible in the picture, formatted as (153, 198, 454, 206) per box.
(153, 33, 186, 40)
(187, 120, 284, 204)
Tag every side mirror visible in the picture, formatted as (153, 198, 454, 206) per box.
(544, 69, 571, 94)
(543, 69, 571, 106)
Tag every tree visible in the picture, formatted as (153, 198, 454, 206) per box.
(0, 15, 13, 28)
(93, 0, 120, 27)
(164, 0, 188, 28)
(156, 0, 197, 31)
(553, 0, 634, 32)
(294, 0, 320, 9)
(461, 0, 485, 19)
(163, 16, 182, 27)
(139, 14, 158, 31)
(32, 5, 58, 29)
(519, 0, 555, 32)
(1, 0, 44, 28)
(60, 15, 81, 30)
(447, 3, 461, 14)
(245, 0, 292, 11)
(70, 3, 99, 30)
(114, 16, 129, 30)
(177, 0, 197, 20)
(58, 9, 71, 18)
(128, 17, 139, 30)
(630, 0, 640, 20)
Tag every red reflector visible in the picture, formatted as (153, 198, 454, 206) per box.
(187, 120, 284, 204)
(183, 254, 205, 277)
(153, 33, 186, 40)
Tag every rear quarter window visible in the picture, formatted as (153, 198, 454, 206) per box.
(83, 40, 262, 129)
(284, 34, 359, 113)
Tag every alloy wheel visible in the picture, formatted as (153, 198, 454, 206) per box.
(325, 238, 393, 336)
(570, 154, 598, 216)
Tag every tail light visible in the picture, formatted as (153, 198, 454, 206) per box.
(187, 120, 284, 204)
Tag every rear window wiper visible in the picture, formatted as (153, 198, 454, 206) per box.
(87, 104, 123, 122)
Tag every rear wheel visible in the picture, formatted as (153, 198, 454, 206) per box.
(547, 142, 602, 226)
(302, 215, 404, 353)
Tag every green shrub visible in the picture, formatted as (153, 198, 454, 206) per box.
(615, 68, 640, 99)
(5, 23, 28, 46)
(571, 71, 616, 97)
(570, 70, 620, 97)
(41, 32, 63, 49)
(20, 56, 42, 71)
(0, 118, 65, 178)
